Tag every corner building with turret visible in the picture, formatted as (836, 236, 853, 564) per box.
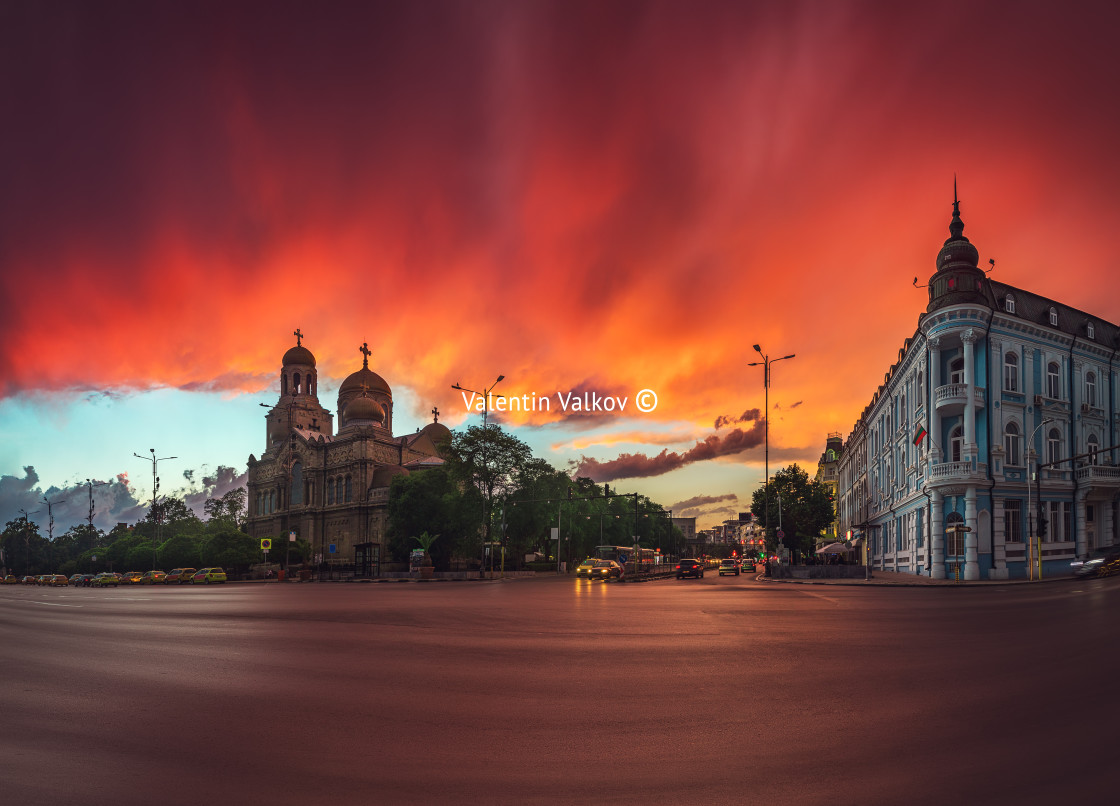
(836, 196, 1120, 579)
(245, 335, 451, 573)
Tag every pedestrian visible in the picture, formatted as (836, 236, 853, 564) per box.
(266, 568, 273, 581)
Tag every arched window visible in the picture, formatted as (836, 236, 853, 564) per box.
(950, 425, 963, 463)
(336, 478, 344, 504)
(1047, 427, 1061, 466)
(345, 475, 353, 503)
(1005, 294, 1015, 313)
(294, 372, 301, 395)
(327, 478, 335, 506)
(290, 461, 303, 506)
(1047, 362, 1061, 399)
(950, 357, 964, 385)
(1004, 422, 1021, 466)
(1049, 307, 1058, 326)
(1088, 434, 1100, 465)
(1003, 352, 1019, 392)
(1086, 371, 1097, 408)
(282, 374, 288, 396)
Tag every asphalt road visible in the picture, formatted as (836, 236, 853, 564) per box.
(2, 573, 1117, 805)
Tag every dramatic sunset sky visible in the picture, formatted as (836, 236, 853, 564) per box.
(3, 0, 1120, 535)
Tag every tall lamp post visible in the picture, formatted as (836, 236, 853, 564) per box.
(451, 375, 505, 575)
(748, 344, 795, 560)
(134, 448, 176, 570)
(1026, 417, 1055, 581)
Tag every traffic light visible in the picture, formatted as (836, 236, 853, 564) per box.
(567, 488, 573, 500)
(1038, 515, 1047, 538)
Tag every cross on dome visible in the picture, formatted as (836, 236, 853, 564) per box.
(294, 327, 304, 347)
(432, 406, 440, 423)
(359, 342, 371, 369)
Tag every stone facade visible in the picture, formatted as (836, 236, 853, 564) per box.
(245, 332, 450, 568)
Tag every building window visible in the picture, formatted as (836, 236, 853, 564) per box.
(1004, 422, 1021, 466)
(949, 357, 964, 385)
(1005, 294, 1015, 313)
(1049, 307, 1058, 326)
(950, 425, 963, 463)
(290, 462, 303, 506)
(345, 475, 353, 503)
(1088, 434, 1099, 465)
(1003, 500, 1022, 543)
(1004, 352, 1019, 392)
(1087, 322, 1095, 339)
(294, 372, 301, 395)
(327, 478, 334, 505)
(1047, 362, 1061, 399)
(1086, 371, 1097, 407)
(1047, 428, 1061, 465)
(336, 478, 344, 504)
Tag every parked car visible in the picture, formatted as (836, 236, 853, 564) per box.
(2, 575, 18, 584)
(676, 559, 704, 579)
(139, 570, 167, 585)
(191, 567, 227, 584)
(76, 574, 97, 587)
(20, 575, 37, 584)
(1070, 546, 1120, 578)
(91, 572, 119, 587)
(165, 568, 196, 584)
(124, 571, 145, 584)
(718, 559, 740, 576)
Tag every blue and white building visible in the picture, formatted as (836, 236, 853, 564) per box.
(836, 196, 1120, 579)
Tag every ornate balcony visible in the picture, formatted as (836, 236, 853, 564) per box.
(934, 384, 986, 414)
(1074, 464, 1120, 487)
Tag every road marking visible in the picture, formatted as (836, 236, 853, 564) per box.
(30, 601, 82, 607)
(104, 597, 152, 601)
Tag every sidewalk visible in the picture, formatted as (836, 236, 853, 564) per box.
(760, 568, 1077, 587)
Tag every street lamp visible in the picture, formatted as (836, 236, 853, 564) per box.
(747, 344, 795, 561)
(451, 375, 505, 427)
(1027, 417, 1055, 581)
(450, 375, 505, 576)
(134, 448, 176, 570)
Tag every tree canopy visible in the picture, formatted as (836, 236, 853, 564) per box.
(750, 464, 834, 563)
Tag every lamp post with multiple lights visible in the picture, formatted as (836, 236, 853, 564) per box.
(134, 448, 176, 570)
(747, 344, 795, 560)
(450, 375, 505, 574)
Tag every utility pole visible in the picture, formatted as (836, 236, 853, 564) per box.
(84, 479, 109, 555)
(748, 344, 795, 562)
(41, 495, 66, 542)
(134, 448, 177, 570)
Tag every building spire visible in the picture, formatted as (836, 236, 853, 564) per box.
(949, 174, 964, 240)
(294, 327, 304, 347)
(359, 341, 371, 369)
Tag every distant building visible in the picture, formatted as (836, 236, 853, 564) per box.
(245, 333, 450, 571)
(815, 433, 843, 542)
(837, 195, 1119, 580)
(671, 517, 697, 544)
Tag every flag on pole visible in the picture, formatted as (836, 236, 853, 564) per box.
(913, 423, 928, 446)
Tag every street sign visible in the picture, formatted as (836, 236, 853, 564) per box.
(289, 531, 296, 542)
(329, 543, 336, 554)
(261, 538, 272, 550)
(777, 529, 785, 540)
(550, 527, 559, 541)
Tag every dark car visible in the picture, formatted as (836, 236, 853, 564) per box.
(718, 559, 740, 576)
(1071, 546, 1120, 578)
(676, 559, 704, 579)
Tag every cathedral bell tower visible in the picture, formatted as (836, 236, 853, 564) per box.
(926, 181, 986, 313)
(264, 328, 334, 451)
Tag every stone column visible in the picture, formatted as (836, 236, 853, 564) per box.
(929, 337, 942, 463)
(964, 486, 979, 580)
(962, 329, 977, 460)
(931, 490, 946, 579)
(1075, 489, 1089, 559)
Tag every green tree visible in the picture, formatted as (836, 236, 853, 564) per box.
(387, 467, 482, 569)
(444, 424, 532, 551)
(199, 523, 260, 571)
(158, 534, 202, 569)
(750, 464, 834, 563)
(204, 487, 247, 528)
(2, 517, 45, 575)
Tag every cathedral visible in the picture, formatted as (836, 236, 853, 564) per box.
(245, 331, 451, 572)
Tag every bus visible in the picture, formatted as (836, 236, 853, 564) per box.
(595, 545, 658, 573)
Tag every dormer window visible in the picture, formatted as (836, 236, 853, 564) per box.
(1049, 307, 1058, 326)
(1005, 294, 1015, 313)
(1087, 322, 1095, 340)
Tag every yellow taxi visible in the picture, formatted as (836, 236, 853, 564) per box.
(48, 574, 69, 586)
(139, 570, 167, 584)
(165, 568, 196, 584)
(191, 567, 227, 584)
(124, 571, 145, 584)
